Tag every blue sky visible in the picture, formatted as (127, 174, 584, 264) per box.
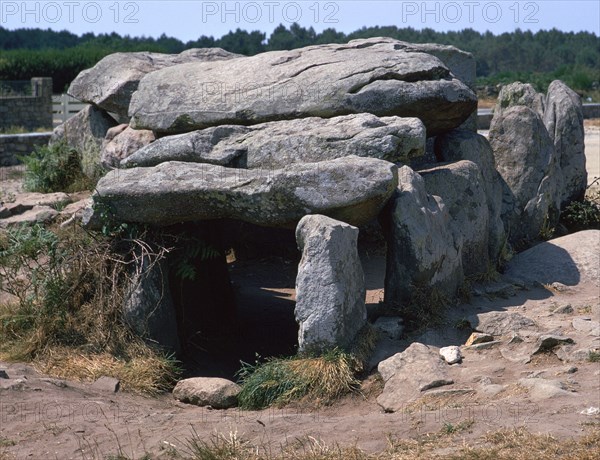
(1, 1, 599, 41)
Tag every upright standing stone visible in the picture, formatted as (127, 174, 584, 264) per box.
(420, 160, 490, 276)
(123, 255, 180, 354)
(543, 80, 587, 206)
(435, 129, 506, 263)
(382, 166, 463, 308)
(489, 105, 561, 247)
(50, 105, 117, 179)
(295, 215, 366, 353)
(495, 82, 545, 118)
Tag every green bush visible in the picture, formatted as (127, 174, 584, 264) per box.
(560, 192, 600, 232)
(19, 141, 92, 193)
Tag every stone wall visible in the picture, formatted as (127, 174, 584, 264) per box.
(0, 133, 52, 166)
(0, 78, 53, 131)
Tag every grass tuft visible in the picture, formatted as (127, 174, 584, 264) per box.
(236, 348, 360, 410)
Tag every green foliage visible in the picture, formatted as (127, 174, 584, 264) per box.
(560, 193, 600, 232)
(19, 140, 92, 193)
(236, 349, 360, 410)
(1, 25, 598, 96)
(169, 234, 220, 281)
(588, 351, 600, 363)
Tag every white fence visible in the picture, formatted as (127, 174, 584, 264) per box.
(52, 94, 88, 127)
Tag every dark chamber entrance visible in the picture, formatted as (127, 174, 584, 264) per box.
(171, 221, 299, 380)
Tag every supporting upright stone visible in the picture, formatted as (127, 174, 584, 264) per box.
(295, 215, 367, 353)
(381, 166, 463, 308)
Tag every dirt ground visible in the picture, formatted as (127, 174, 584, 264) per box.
(0, 126, 599, 459)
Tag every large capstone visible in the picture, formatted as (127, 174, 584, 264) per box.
(68, 48, 241, 120)
(295, 215, 366, 353)
(83, 156, 398, 229)
(121, 114, 426, 169)
(129, 37, 477, 136)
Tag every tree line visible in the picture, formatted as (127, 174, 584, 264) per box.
(1, 24, 598, 97)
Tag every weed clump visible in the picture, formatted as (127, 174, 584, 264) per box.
(0, 223, 179, 394)
(560, 189, 600, 232)
(19, 140, 94, 193)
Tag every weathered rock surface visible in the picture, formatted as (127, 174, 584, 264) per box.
(84, 156, 398, 229)
(129, 38, 477, 136)
(68, 48, 241, 119)
(403, 42, 476, 131)
(468, 311, 537, 336)
(0, 205, 58, 228)
(419, 160, 490, 276)
(0, 192, 70, 217)
(295, 215, 366, 352)
(377, 343, 453, 411)
(504, 230, 600, 287)
(489, 105, 560, 247)
(91, 376, 120, 393)
(382, 166, 463, 306)
(440, 345, 462, 364)
(173, 377, 240, 409)
(50, 105, 117, 179)
(465, 332, 494, 346)
(543, 80, 587, 206)
(531, 334, 574, 355)
(572, 317, 600, 336)
(373, 317, 404, 341)
(435, 129, 506, 261)
(122, 114, 425, 169)
(122, 255, 180, 353)
(518, 377, 575, 401)
(495, 82, 545, 118)
(101, 125, 155, 168)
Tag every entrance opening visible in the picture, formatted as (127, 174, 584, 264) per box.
(171, 221, 299, 380)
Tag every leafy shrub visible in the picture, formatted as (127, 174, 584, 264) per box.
(560, 192, 600, 232)
(19, 140, 93, 193)
(0, 224, 179, 393)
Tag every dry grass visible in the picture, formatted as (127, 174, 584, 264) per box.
(478, 98, 497, 109)
(36, 347, 178, 395)
(0, 224, 179, 395)
(236, 349, 360, 410)
(174, 425, 600, 460)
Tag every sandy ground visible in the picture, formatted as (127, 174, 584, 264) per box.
(584, 124, 600, 188)
(1, 273, 598, 459)
(0, 126, 599, 459)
